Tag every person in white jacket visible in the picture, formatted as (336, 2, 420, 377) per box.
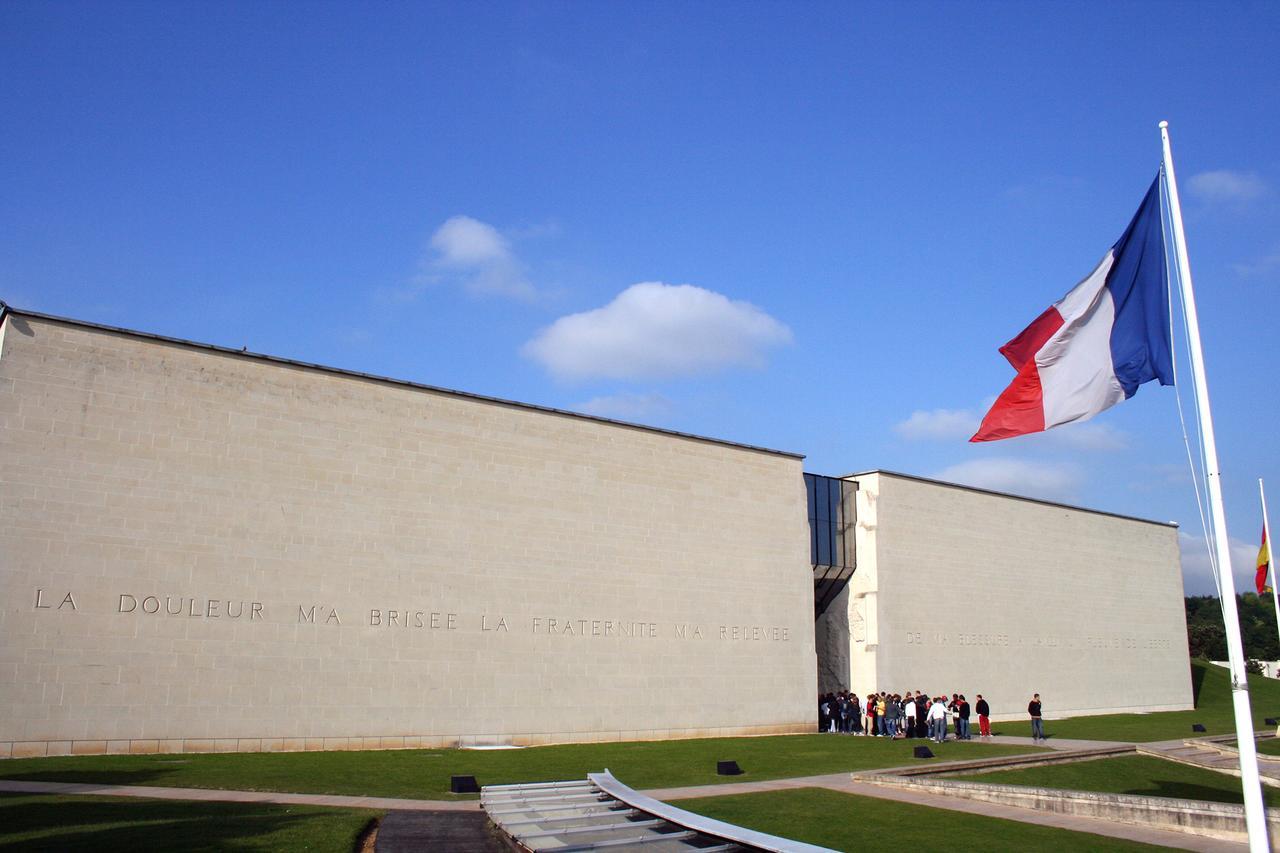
(927, 696, 948, 743)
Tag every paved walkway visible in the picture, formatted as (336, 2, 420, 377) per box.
(0, 738, 1252, 851)
(1007, 734, 1141, 751)
(375, 811, 504, 853)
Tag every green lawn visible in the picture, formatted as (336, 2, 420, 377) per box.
(0, 734, 1039, 800)
(0, 793, 377, 852)
(994, 660, 1280, 742)
(1258, 738, 1280, 756)
(676, 787, 1163, 852)
(959, 753, 1280, 807)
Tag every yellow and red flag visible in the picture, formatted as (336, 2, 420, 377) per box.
(1257, 528, 1271, 595)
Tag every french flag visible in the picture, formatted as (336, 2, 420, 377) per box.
(971, 177, 1175, 442)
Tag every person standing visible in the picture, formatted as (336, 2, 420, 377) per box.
(864, 693, 877, 737)
(927, 695, 948, 742)
(885, 694, 900, 738)
(975, 694, 991, 738)
(903, 694, 917, 739)
(1028, 693, 1045, 742)
(957, 695, 971, 740)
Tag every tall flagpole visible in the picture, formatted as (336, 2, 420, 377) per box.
(1264, 480, 1279, 659)
(1161, 120, 1270, 852)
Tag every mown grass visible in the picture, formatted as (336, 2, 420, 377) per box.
(958, 753, 1280, 806)
(676, 787, 1164, 851)
(1001, 659, 1280, 742)
(0, 793, 377, 852)
(0, 734, 1040, 800)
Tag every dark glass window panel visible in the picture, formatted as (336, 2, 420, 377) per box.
(804, 473, 852, 569)
(807, 474, 857, 616)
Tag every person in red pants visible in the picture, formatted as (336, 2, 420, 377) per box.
(975, 694, 992, 737)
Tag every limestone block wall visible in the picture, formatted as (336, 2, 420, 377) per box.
(0, 312, 818, 758)
(846, 471, 1192, 720)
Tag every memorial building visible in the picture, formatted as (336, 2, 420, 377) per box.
(0, 305, 1192, 759)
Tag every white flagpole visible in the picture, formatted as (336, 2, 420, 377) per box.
(1264, 479, 1279, 659)
(1161, 120, 1270, 852)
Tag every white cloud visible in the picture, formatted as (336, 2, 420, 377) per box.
(895, 407, 1126, 450)
(933, 458, 1083, 502)
(573, 392, 672, 421)
(1179, 530, 1261, 597)
(522, 282, 792, 381)
(896, 408, 979, 441)
(1232, 249, 1280, 279)
(338, 328, 372, 345)
(1130, 463, 1191, 492)
(1033, 421, 1129, 451)
(423, 215, 535, 299)
(431, 216, 508, 266)
(1187, 170, 1268, 204)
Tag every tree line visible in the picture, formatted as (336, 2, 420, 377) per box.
(1186, 594, 1280, 662)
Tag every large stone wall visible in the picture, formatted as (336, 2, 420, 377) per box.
(0, 312, 818, 758)
(840, 472, 1192, 720)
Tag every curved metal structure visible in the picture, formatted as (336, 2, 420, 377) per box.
(482, 770, 836, 852)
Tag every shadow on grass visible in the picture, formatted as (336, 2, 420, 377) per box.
(0, 794, 333, 852)
(0, 768, 173, 787)
(3, 794, 305, 845)
(1124, 778, 1242, 806)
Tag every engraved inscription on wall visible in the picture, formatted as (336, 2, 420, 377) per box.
(899, 628, 1171, 652)
(30, 588, 793, 643)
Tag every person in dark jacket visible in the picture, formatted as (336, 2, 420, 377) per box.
(957, 695, 972, 740)
(883, 694, 902, 738)
(1028, 693, 1045, 741)
(975, 694, 991, 738)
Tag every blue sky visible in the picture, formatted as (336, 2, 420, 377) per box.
(3, 1, 1277, 594)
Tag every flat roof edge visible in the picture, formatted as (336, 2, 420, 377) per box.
(839, 468, 1178, 528)
(2, 305, 805, 461)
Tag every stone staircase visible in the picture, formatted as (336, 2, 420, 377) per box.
(1137, 738, 1280, 786)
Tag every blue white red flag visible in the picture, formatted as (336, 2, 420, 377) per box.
(971, 177, 1174, 442)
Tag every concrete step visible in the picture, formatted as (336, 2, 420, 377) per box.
(1166, 746, 1214, 757)
(1139, 742, 1280, 788)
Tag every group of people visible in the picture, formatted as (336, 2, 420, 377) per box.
(817, 691, 995, 742)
